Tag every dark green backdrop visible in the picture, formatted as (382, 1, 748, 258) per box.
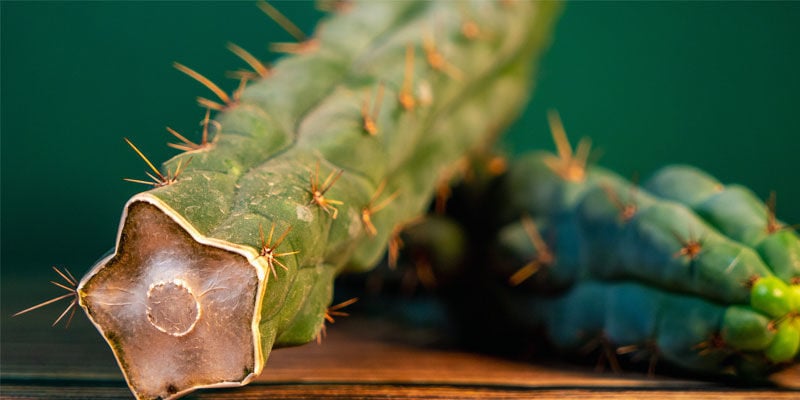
(2, 2, 799, 285)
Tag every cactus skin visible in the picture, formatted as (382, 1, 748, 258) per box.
(73, 2, 561, 399)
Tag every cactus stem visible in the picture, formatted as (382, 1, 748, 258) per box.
(13, 267, 79, 328)
(227, 42, 270, 78)
(258, 223, 298, 280)
(308, 162, 344, 219)
(362, 83, 385, 136)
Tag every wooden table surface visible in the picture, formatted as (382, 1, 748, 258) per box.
(2, 277, 798, 399)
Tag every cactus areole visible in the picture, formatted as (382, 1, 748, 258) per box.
(72, 2, 561, 399)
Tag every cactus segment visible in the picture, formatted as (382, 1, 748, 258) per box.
(750, 276, 794, 318)
(646, 165, 800, 283)
(721, 306, 776, 351)
(69, 2, 562, 399)
(765, 321, 800, 363)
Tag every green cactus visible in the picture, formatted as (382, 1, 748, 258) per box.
(14, 2, 562, 399)
(435, 114, 799, 381)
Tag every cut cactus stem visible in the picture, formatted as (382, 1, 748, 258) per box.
(79, 197, 264, 398)
(66, 1, 563, 399)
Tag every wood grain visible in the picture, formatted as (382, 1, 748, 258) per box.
(1, 276, 797, 399)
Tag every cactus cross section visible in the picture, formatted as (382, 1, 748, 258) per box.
(71, 2, 561, 399)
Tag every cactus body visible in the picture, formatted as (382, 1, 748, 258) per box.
(436, 127, 799, 381)
(485, 150, 800, 377)
(72, 2, 561, 399)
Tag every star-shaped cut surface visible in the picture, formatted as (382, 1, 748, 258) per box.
(79, 200, 260, 399)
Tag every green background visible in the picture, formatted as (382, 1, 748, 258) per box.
(2, 1, 799, 287)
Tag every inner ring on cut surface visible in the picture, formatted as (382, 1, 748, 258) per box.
(145, 278, 201, 337)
